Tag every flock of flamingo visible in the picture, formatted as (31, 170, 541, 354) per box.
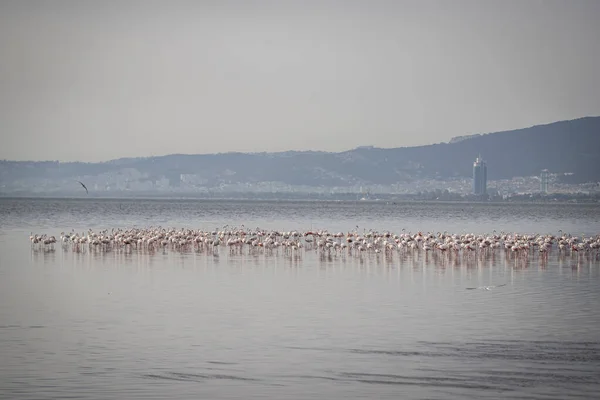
(29, 226, 600, 261)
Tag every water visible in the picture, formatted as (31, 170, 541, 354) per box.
(1, 198, 599, 399)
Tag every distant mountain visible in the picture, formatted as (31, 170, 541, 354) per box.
(1, 116, 599, 192)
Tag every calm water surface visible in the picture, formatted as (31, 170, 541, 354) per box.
(1, 198, 599, 399)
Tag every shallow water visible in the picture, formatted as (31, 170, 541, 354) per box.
(1, 198, 599, 399)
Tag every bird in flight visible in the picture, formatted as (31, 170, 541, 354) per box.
(466, 284, 507, 291)
(77, 181, 88, 194)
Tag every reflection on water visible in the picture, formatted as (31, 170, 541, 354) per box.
(1, 199, 600, 400)
(29, 242, 600, 276)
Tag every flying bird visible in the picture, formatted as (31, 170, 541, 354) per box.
(77, 181, 88, 194)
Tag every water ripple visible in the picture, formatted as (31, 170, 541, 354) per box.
(142, 371, 259, 382)
(348, 340, 600, 362)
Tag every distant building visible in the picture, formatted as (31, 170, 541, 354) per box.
(540, 169, 549, 193)
(165, 172, 181, 187)
(472, 155, 487, 195)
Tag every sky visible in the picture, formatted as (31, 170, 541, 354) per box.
(1, 0, 599, 162)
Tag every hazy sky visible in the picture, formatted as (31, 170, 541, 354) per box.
(1, 0, 599, 162)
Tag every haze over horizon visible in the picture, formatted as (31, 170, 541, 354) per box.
(2, 0, 599, 162)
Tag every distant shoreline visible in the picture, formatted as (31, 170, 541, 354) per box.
(1, 193, 598, 205)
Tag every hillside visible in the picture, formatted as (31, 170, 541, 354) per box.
(1, 117, 599, 193)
